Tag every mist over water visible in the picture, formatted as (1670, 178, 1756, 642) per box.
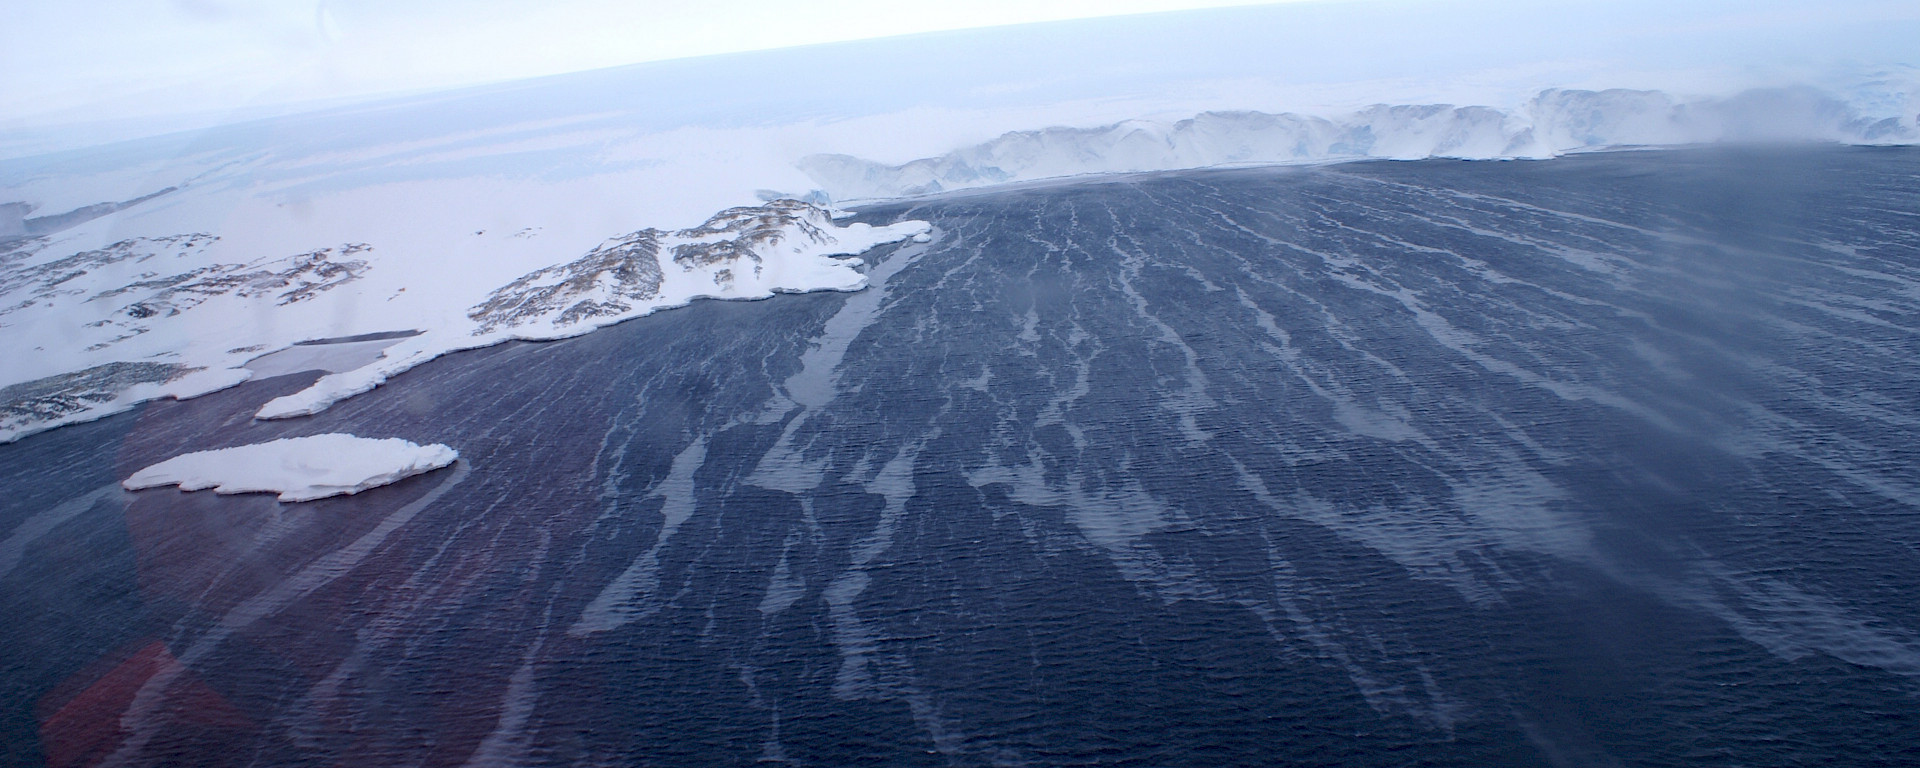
(2, 146, 1917, 766)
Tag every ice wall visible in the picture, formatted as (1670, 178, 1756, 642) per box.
(801, 88, 1919, 201)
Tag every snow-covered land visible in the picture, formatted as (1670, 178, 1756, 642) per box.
(3, 2, 1915, 443)
(252, 202, 928, 420)
(122, 434, 459, 502)
(0, 194, 926, 441)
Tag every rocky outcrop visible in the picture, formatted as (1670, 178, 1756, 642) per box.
(470, 199, 859, 335)
(2, 235, 369, 314)
(0, 362, 194, 434)
(469, 230, 666, 334)
(0, 236, 371, 355)
(669, 199, 833, 269)
(85, 242, 371, 319)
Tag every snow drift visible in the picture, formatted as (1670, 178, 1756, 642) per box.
(122, 434, 459, 502)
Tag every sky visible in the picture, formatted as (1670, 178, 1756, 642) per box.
(3, 0, 1915, 145)
(0, 0, 1298, 128)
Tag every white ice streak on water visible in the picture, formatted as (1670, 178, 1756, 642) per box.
(820, 441, 970, 759)
(1634, 559, 1920, 680)
(123, 434, 459, 502)
(757, 529, 807, 616)
(1237, 310, 1920, 683)
(462, 567, 558, 768)
(966, 439, 1210, 602)
(0, 485, 115, 581)
(957, 216, 1225, 599)
(749, 415, 832, 495)
(459, 660, 542, 768)
(1328, 178, 1637, 279)
(279, 481, 533, 750)
(278, 648, 370, 753)
(1224, 337, 1920, 687)
(965, 169, 1920, 736)
(965, 440, 1178, 560)
(1232, 460, 1469, 732)
(1111, 239, 1214, 445)
(747, 231, 938, 492)
(826, 444, 918, 697)
(782, 234, 934, 409)
(1225, 242, 1604, 599)
(1235, 286, 1424, 444)
(572, 435, 708, 635)
(99, 460, 469, 768)
(1317, 249, 1674, 429)
(1229, 448, 1502, 609)
(1179, 209, 1431, 406)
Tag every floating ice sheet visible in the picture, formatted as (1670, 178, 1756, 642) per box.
(123, 434, 459, 502)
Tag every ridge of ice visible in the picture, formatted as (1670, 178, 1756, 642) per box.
(799, 87, 1919, 201)
(122, 434, 459, 503)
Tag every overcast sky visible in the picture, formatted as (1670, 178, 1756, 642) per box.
(4, 0, 1915, 133)
(0, 0, 1300, 127)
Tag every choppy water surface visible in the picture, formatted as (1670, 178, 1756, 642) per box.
(3, 146, 1918, 767)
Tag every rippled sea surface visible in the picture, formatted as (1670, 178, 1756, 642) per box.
(4, 146, 1918, 767)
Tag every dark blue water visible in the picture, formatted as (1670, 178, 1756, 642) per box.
(3, 146, 1917, 767)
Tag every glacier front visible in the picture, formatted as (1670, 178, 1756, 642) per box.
(799, 87, 1919, 201)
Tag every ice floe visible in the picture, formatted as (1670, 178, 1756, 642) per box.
(122, 434, 459, 502)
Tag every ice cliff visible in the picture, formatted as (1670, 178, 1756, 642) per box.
(800, 88, 1919, 201)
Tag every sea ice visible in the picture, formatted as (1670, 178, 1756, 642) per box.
(122, 434, 459, 502)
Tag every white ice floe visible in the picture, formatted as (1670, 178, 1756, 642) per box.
(122, 434, 459, 502)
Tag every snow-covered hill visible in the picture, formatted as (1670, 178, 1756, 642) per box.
(251, 202, 926, 422)
(0, 199, 927, 442)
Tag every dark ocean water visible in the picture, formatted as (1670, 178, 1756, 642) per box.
(2, 146, 1917, 767)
